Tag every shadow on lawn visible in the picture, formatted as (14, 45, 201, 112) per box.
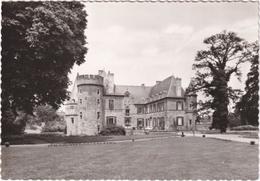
(1, 134, 112, 145)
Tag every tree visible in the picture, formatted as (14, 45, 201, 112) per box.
(236, 42, 259, 126)
(28, 105, 66, 132)
(187, 31, 253, 133)
(2, 2, 87, 134)
(34, 105, 60, 124)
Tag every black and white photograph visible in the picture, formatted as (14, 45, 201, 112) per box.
(1, 1, 259, 180)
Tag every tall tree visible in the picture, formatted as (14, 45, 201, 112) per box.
(187, 31, 253, 132)
(236, 42, 259, 126)
(1, 2, 87, 116)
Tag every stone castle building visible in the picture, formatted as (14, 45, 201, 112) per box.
(65, 70, 197, 135)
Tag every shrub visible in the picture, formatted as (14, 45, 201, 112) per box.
(99, 126, 126, 136)
(2, 110, 28, 136)
(228, 112, 242, 128)
(230, 125, 258, 131)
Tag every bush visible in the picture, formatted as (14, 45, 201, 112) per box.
(99, 126, 126, 136)
(42, 124, 65, 132)
(2, 110, 28, 136)
(230, 125, 258, 131)
(228, 112, 242, 128)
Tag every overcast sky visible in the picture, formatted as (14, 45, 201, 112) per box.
(68, 2, 258, 91)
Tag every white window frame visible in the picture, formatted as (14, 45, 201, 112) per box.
(177, 117, 184, 126)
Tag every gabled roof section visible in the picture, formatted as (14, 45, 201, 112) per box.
(114, 85, 152, 104)
(149, 76, 172, 97)
(149, 76, 184, 98)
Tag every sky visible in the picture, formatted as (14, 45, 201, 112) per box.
(68, 2, 258, 92)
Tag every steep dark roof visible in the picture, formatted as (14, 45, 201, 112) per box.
(149, 76, 172, 97)
(114, 85, 152, 104)
(112, 76, 185, 104)
(149, 76, 184, 98)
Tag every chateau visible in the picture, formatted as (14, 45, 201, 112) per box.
(65, 70, 197, 135)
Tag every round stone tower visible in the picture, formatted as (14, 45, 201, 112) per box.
(76, 74, 104, 135)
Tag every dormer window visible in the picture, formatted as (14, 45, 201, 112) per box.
(124, 91, 130, 97)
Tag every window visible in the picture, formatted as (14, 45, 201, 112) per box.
(137, 118, 144, 129)
(153, 118, 157, 127)
(125, 117, 131, 126)
(177, 101, 183, 110)
(97, 112, 100, 119)
(80, 99, 82, 104)
(80, 112, 82, 119)
(125, 109, 130, 116)
(85, 97, 87, 100)
(107, 117, 116, 125)
(162, 102, 165, 111)
(189, 119, 192, 125)
(144, 106, 147, 114)
(153, 104, 157, 112)
(177, 117, 184, 126)
(71, 118, 74, 124)
(137, 107, 142, 114)
(97, 89, 100, 95)
(97, 99, 100, 105)
(109, 100, 114, 110)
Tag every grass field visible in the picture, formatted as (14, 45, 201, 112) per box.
(2, 137, 258, 180)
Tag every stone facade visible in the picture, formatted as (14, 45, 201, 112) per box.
(65, 70, 197, 135)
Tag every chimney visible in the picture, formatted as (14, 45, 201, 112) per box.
(98, 70, 105, 76)
(156, 81, 161, 85)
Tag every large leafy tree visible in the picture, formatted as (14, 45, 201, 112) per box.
(188, 31, 254, 133)
(236, 42, 259, 126)
(2, 2, 87, 117)
(2, 2, 87, 135)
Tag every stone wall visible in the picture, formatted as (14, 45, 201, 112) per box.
(104, 96, 125, 127)
(77, 84, 104, 135)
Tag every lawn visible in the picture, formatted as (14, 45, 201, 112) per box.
(2, 137, 258, 180)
